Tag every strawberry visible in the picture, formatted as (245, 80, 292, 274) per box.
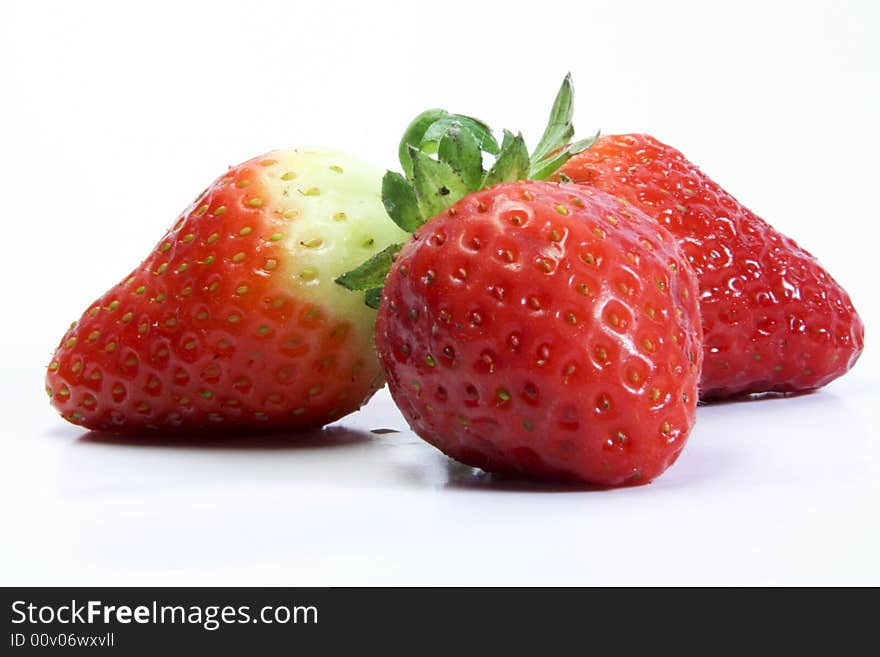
(46, 148, 408, 433)
(377, 183, 702, 485)
(557, 134, 864, 399)
(338, 77, 703, 485)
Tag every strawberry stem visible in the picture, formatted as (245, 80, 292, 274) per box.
(335, 74, 598, 307)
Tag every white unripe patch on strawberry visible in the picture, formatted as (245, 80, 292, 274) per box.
(259, 148, 408, 319)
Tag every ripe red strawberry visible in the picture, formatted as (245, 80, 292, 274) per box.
(557, 134, 864, 399)
(377, 182, 702, 485)
(46, 148, 407, 433)
(338, 77, 702, 484)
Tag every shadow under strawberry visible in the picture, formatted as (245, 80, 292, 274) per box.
(442, 461, 622, 493)
(75, 424, 374, 450)
(696, 388, 818, 407)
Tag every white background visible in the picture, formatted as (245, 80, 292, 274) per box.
(1, 0, 878, 585)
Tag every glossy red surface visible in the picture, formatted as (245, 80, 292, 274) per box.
(559, 134, 864, 399)
(46, 157, 381, 433)
(376, 181, 702, 486)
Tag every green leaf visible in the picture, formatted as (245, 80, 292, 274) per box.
(398, 109, 449, 178)
(422, 114, 499, 156)
(530, 130, 600, 180)
(410, 146, 471, 219)
(382, 171, 422, 232)
(364, 287, 383, 309)
(438, 123, 483, 190)
(530, 74, 575, 167)
(335, 243, 402, 291)
(482, 132, 530, 187)
(499, 128, 515, 152)
(568, 131, 600, 154)
(530, 150, 572, 181)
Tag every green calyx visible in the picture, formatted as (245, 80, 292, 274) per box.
(335, 74, 598, 308)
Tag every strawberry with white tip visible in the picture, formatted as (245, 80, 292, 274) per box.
(46, 147, 408, 433)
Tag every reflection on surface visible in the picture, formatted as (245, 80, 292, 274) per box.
(55, 386, 867, 500)
(60, 424, 389, 499)
(27, 382, 877, 580)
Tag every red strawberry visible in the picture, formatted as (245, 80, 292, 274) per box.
(557, 134, 864, 399)
(377, 182, 702, 485)
(337, 77, 702, 485)
(46, 148, 407, 433)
